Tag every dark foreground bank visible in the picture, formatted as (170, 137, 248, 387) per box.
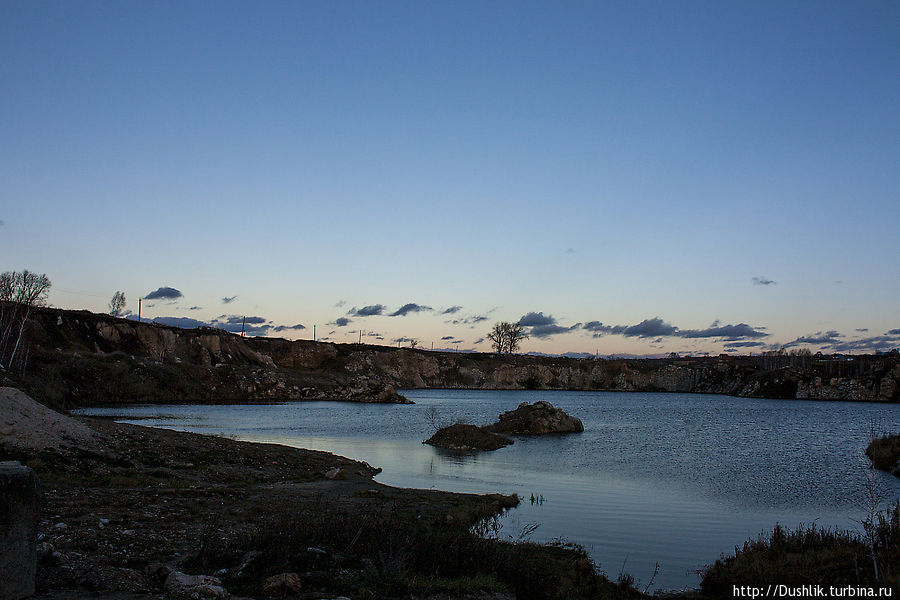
(0, 389, 649, 600)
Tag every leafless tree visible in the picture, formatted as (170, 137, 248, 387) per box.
(488, 321, 528, 354)
(109, 291, 126, 316)
(0, 270, 52, 371)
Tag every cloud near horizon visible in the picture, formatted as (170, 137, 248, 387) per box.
(222, 296, 237, 304)
(517, 312, 581, 339)
(273, 323, 306, 332)
(390, 303, 432, 317)
(782, 328, 900, 353)
(348, 304, 385, 317)
(584, 317, 769, 342)
(143, 286, 183, 300)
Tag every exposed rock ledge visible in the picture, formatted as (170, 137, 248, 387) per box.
(485, 401, 584, 435)
(330, 382, 412, 404)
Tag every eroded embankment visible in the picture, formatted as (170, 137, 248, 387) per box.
(6, 304, 900, 411)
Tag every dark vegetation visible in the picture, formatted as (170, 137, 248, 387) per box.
(188, 500, 644, 600)
(867, 435, 900, 476)
(701, 503, 900, 594)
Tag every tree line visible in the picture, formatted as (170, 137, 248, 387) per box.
(0, 270, 51, 373)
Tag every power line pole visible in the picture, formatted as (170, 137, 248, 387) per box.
(240, 316, 246, 337)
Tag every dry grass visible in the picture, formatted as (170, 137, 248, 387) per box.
(701, 502, 900, 596)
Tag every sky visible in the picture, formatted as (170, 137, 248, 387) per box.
(2, 1, 898, 356)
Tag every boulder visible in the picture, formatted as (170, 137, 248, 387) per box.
(424, 424, 513, 451)
(261, 572, 302, 596)
(164, 571, 226, 599)
(0, 462, 43, 600)
(486, 401, 584, 435)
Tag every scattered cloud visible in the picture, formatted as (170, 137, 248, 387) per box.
(566, 248, 575, 254)
(752, 276, 776, 286)
(144, 286, 183, 300)
(442, 306, 462, 314)
(723, 341, 766, 348)
(210, 315, 271, 335)
(784, 330, 843, 347)
(349, 304, 385, 317)
(473, 337, 485, 344)
(273, 324, 306, 332)
(188, 306, 202, 311)
(518, 312, 557, 327)
(828, 336, 900, 353)
(856, 328, 869, 333)
(530, 323, 581, 338)
(441, 335, 455, 340)
(147, 314, 273, 336)
(517, 312, 580, 339)
(331, 317, 352, 327)
(618, 318, 678, 338)
(220, 315, 267, 325)
(334, 300, 347, 308)
(888, 328, 900, 336)
(679, 322, 768, 340)
(151, 316, 208, 329)
(0, 220, 5, 227)
(222, 296, 237, 304)
(390, 303, 432, 317)
(586, 317, 768, 342)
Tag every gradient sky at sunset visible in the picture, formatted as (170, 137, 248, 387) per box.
(2, 1, 898, 355)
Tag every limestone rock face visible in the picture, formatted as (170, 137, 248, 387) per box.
(0, 461, 43, 600)
(424, 424, 513, 451)
(486, 401, 584, 435)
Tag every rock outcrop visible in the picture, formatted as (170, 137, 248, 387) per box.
(7, 305, 900, 409)
(330, 381, 412, 404)
(486, 401, 584, 435)
(424, 424, 513, 451)
(0, 461, 43, 600)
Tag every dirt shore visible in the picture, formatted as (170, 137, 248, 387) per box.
(1, 390, 642, 600)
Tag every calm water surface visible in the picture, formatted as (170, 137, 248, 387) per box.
(76, 390, 900, 591)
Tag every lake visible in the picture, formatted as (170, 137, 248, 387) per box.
(75, 389, 900, 591)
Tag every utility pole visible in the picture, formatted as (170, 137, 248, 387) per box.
(138, 298, 142, 322)
(240, 316, 246, 337)
(313, 325, 316, 341)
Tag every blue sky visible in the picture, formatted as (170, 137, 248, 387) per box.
(2, 1, 898, 355)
